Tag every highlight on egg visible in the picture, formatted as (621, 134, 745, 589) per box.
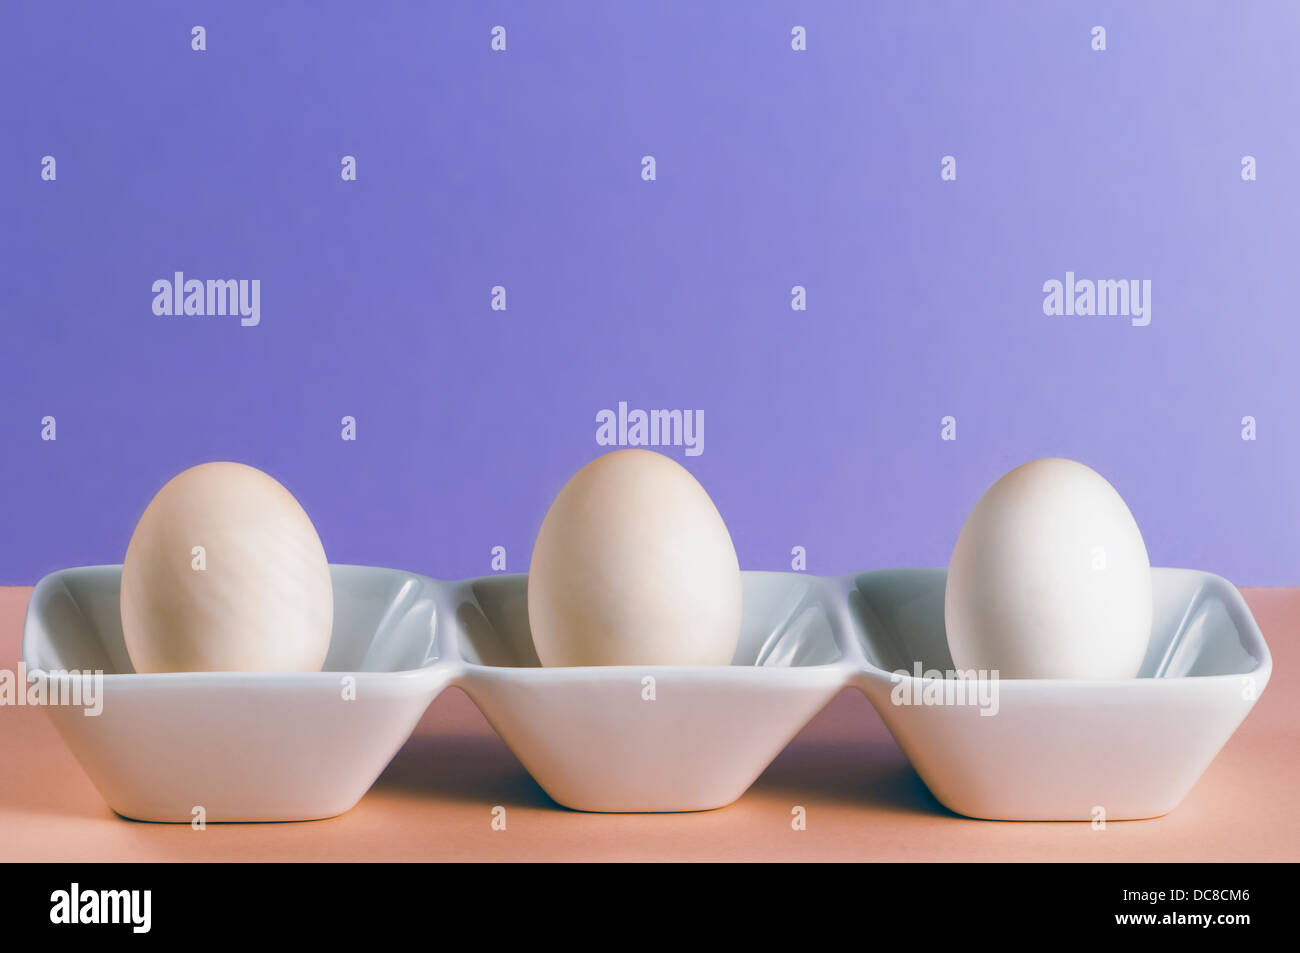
(527, 449, 742, 667)
(120, 461, 334, 673)
(944, 457, 1152, 680)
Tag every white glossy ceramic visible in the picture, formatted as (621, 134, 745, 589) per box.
(23, 565, 1271, 822)
(21, 564, 452, 822)
(445, 572, 854, 812)
(844, 568, 1272, 821)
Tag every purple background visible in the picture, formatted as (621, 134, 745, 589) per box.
(3, 2, 1299, 586)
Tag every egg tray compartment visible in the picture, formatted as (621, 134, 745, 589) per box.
(21, 565, 1271, 822)
(23, 565, 452, 822)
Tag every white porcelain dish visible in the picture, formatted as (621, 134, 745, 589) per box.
(21, 564, 452, 822)
(22, 565, 1271, 822)
(844, 568, 1273, 821)
(444, 572, 855, 812)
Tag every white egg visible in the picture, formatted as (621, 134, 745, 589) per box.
(945, 458, 1151, 679)
(528, 449, 742, 667)
(121, 462, 333, 673)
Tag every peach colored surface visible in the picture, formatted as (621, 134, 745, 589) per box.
(1, 585, 1295, 862)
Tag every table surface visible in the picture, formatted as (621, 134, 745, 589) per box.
(1, 584, 1295, 862)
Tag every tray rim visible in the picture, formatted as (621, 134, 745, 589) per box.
(21, 563, 1272, 687)
(845, 565, 1273, 688)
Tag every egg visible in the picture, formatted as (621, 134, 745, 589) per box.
(528, 449, 742, 667)
(121, 462, 333, 673)
(944, 458, 1151, 679)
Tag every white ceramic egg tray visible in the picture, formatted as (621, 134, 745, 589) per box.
(22, 565, 1271, 822)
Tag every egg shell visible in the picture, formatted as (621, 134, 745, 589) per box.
(944, 458, 1152, 679)
(528, 449, 742, 667)
(121, 462, 333, 673)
